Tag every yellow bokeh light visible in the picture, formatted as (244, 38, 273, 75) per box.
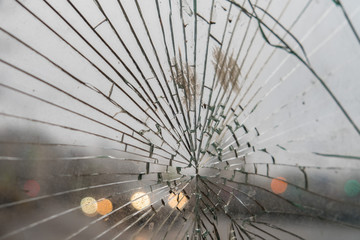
(97, 198, 113, 215)
(80, 197, 97, 215)
(130, 192, 150, 210)
(168, 192, 188, 210)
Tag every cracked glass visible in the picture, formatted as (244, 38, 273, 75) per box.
(0, 0, 360, 239)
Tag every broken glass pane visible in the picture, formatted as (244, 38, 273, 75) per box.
(0, 0, 360, 239)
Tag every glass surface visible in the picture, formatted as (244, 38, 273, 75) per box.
(0, 0, 360, 239)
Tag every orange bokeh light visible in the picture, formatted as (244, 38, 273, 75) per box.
(97, 198, 113, 215)
(271, 177, 288, 194)
(168, 192, 188, 209)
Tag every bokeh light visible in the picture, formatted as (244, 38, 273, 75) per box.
(130, 192, 150, 210)
(97, 198, 113, 215)
(168, 192, 188, 210)
(271, 177, 288, 194)
(23, 180, 40, 197)
(80, 197, 98, 216)
(344, 179, 360, 197)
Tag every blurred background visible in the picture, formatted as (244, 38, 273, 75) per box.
(0, 0, 360, 239)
